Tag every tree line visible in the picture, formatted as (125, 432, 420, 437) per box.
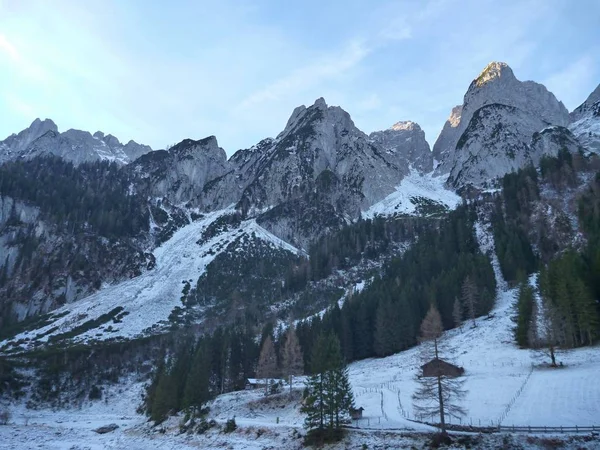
(295, 205, 496, 364)
(511, 152, 600, 354)
(0, 156, 148, 238)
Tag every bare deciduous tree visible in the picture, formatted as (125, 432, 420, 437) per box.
(257, 335, 278, 395)
(281, 322, 304, 395)
(412, 304, 466, 434)
(452, 297, 463, 330)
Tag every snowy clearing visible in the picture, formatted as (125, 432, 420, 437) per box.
(363, 170, 461, 218)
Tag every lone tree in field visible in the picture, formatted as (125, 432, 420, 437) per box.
(529, 299, 563, 367)
(412, 304, 466, 435)
(281, 322, 304, 395)
(462, 276, 479, 327)
(257, 335, 278, 395)
(302, 332, 354, 444)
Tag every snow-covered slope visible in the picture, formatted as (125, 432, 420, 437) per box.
(0, 209, 301, 352)
(362, 170, 461, 218)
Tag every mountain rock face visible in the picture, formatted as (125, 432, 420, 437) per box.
(569, 84, 600, 154)
(128, 136, 229, 206)
(432, 105, 462, 166)
(224, 98, 415, 248)
(0, 119, 153, 165)
(434, 62, 571, 187)
(369, 121, 433, 173)
(530, 126, 582, 165)
(237, 98, 410, 212)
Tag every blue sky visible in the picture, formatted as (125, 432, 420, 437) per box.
(1, 0, 599, 155)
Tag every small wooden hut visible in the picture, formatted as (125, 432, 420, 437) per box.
(420, 358, 464, 378)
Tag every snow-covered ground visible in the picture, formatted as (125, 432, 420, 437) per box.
(1, 209, 302, 352)
(363, 170, 461, 218)
(1, 205, 599, 449)
(2, 283, 599, 448)
(2, 283, 599, 450)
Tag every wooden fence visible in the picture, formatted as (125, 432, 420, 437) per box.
(498, 425, 600, 433)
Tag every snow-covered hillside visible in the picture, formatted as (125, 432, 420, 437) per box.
(0, 209, 302, 353)
(2, 275, 599, 449)
(362, 170, 461, 218)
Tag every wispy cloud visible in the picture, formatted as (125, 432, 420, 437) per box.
(236, 39, 372, 112)
(0, 0, 598, 154)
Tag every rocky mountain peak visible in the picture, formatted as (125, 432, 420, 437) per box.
(0, 118, 59, 158)
(570, 83, 600, 121)
(447, 105, 463, 127)
(278, 97, 340, 139)
(434, 62, 570, 186)
(313, 97, 327, 109)
(103, 134, 121, 148)
(370, 121, 433, 173)
(30, 118, 59, 135)
(170, 136, 224, 160)
(569, 83, 600, 154)
(472, 61, 515, 88)
(0, 119, 153, 166)
(390, 121, 420, 132)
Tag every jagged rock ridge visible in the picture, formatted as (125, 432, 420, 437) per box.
(369, 121, 433, 173)
(0, 119, 153, 166)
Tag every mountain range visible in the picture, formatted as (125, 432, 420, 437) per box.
(0, 61, 599, 347)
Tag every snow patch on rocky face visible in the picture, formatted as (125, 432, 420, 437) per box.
(362, 170, 461, 218)
(1, 209, 302, 351)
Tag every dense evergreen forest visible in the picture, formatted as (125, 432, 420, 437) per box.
(296, 204, 496, 362)
(511, 151, 600, 351)
(0, 157, 148, 238)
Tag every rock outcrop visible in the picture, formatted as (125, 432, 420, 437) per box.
(0, 119, 152, 165)
(369, 121, 433, 173)
(569, 84, 600, 154)
(434, 62, 571, 187)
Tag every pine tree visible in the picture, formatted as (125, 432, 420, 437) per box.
(514, 281, 534, 348)
(150, 362, 177, 424)
(374, 297, 394, 357)
(452, 297, 462, 330)
(573, 278, 599, 345)
(462, 276, 479, 327)
(302, 332, 354, 441)
(257, 335, 278, 395)
(527, 293, 539, 348)
(412, 304, 466, 434)
(281, 322, 304, 395)
(182, 341, 211, 416)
